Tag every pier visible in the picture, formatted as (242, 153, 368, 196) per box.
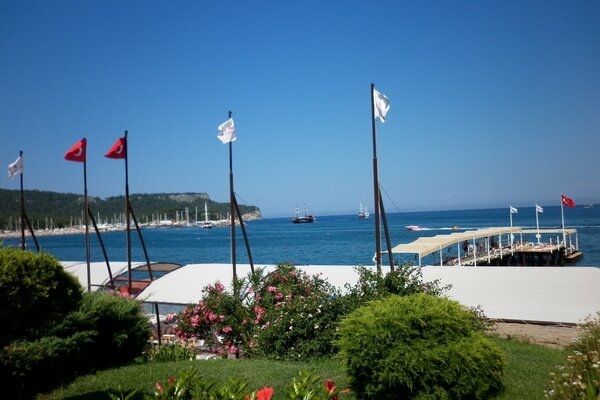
(389, 227, 581, 267)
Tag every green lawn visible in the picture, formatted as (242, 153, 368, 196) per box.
(37, 337, 566, 400)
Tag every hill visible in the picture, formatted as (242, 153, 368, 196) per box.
(0, 189, 260, 229)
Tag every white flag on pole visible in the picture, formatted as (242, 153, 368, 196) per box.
(510, 206, 518, 214)
(8, 155, 23, 179)
(536, 204, 544, 213)
(373, 88, 390, 123)
(217, 118, 236, 144)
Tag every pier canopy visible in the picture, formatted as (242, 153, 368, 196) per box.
(389, 227, 522, 259)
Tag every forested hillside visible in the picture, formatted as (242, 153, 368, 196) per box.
(0, 189, 260, 229)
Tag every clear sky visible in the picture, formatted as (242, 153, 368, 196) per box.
(1, 1, 599, 218)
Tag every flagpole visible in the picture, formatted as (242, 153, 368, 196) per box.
(18, 151, 25, 250)
(371, 83, 381, 274)
(124, 130, 132, 294)
(535, 204, 540, 244)
(228, 111, 237, 282)
(509, 206, 514, 252)
(83, 149, 91, 292)
(560, 195, 566, 247)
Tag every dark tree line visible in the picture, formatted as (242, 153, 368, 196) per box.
(0, 189, 259, 229)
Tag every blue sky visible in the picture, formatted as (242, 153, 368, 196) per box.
(1, 1, 599, 218)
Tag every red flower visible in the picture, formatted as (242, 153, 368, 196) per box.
(324, 379, 336, 393)
(168, 376, 175, 385)
(256, 386, 274, 400)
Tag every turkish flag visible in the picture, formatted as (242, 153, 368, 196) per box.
(105, 137, 126, 159)
(64, 138, 87, 162)
(561, 194, 576, 208)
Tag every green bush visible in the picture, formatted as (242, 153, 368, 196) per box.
(59, 291, 150, 370)
(337, 293, 505, 399)
(0, 248, 82, 347)
(0, 331, 96, 398)
(0, 291, 149, 399)
(251, 264, 341, 359)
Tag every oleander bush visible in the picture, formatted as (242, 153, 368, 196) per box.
(0, 247, 82, 348)
(545, 312, 600, 399)
(337, 293, 505, 399)
(174, 264, 450, 360)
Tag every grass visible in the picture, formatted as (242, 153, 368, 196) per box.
(37, 338, 566, 400)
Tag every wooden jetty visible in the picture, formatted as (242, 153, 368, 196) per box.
(389, 227, 581, 267)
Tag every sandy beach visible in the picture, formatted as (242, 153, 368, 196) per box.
(491, 322, 577, 349)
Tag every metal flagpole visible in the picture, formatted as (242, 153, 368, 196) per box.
(509, 205, 514, 253)
(228, 111, 237, 282)
(535, 204, 541, 244)
(83, 148, 91, 292)
(18, 151, 25, 250)
(371, 83, 381, 274)
(124, 130, 132, 294)
(560, 195, 566, 247)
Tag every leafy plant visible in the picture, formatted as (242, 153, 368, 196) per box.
(144, 343, 196, 363)
(337, 293, 505, 399)
(545, 312, 600, 399)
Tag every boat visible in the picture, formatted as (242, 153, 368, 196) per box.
(290, 205, 315, 224)
(405, 225, 426, 231)
(358, 203, 370, 219)
(201, 202, 213, 228)
(195, 202, 213, 228)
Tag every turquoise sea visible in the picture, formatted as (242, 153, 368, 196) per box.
(3, 206, 600, 267)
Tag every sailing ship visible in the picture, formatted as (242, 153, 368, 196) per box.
(358, 202, 370, 219)
(195, 202, 213, 228)
(290, 205, 315, 223)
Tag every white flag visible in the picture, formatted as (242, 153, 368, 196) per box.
(373, 88, 390, 123)
(536, 204, 544, 213)
(217, 118, 236, 144)
(510, 206, 518, 214)
(8, 155, 23, 179)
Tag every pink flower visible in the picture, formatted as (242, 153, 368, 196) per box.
(256, 386, 274, 400)
(155, 382, 164, 393)
(215, 282, 225, 292)
(222, 325, 233, 333)
(275, 292, 284, 300)
(207, 312, 217, 321)
(229, 345, 238, 354)
(219, 315, 225, 322)
(268, 286, 277, 293)
(190, 315, 200, 327)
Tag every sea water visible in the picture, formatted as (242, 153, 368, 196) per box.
(4, 206, 600, 267)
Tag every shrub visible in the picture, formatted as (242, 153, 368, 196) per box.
(0, 291, 149, 398)
(0, 331, 96, 398)
(337, 293, 505, 399)
(545, 312, 600, 399)
(0, 248, 82, 347)
(60, 291, 150, 370)
(250, 264, 342, 359)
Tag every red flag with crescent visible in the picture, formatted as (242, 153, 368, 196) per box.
(64, 138, 87, 162)
(561, 194, 576, 208)
(105, 137, 126, 159)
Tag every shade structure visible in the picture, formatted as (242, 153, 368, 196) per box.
(389, 227, 523, 259)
